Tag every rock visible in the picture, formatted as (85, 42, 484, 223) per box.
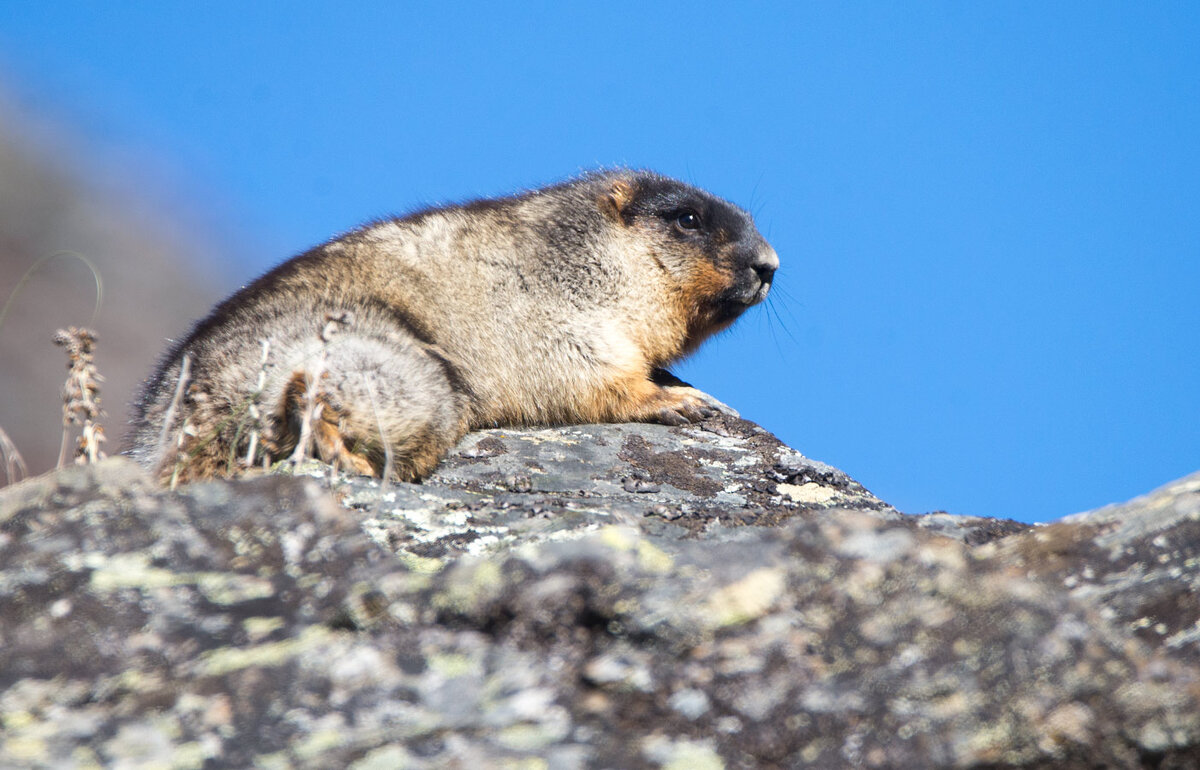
(993, 471, 1200, 665)
(2, 411, 1199, 768)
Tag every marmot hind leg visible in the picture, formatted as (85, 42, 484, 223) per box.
(275, 333, 470, 481)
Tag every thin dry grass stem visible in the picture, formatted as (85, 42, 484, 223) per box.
(364, 376, 394, 516)
(289, 312, 352, 469)
(162, 355, 193, 491)
(0, 254, 104, 484)
(0, 424, 28, 486)
(0, 251, 104, 336)
(169, 418, 197, 492)
(54, 327, 105, 467)
(158, 354, 191, 455)
(243, 338, 272, 468)
(288, 359, 326, 468)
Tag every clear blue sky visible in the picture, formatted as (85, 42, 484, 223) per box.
(2, 3, 1197, 523)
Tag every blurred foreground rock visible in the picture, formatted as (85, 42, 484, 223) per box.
(2, 410, 1199, 769)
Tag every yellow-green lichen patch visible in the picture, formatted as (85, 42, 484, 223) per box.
(2, 736, 47, 762)
(635, 539, 674, 574)
(428, 651, 480, 679)
(703, 567, 787, 628)
(252, 751, 293, 770)
(86, 551, 276, 604)
(3, 710, 36, 731)
(776, 482, 838, 505)
(498, 759, 549, 770)
(349, 745, 415, 770)
(643, 735, 725, 770)
(431, 559, 504, 614)
(294, 724, 348, 761)
(87, 552, 179, 592)
(197, 626, 334, 677)
(243, 616, 286, 641)
(194, 572, 275, 604)
(69, 746, 104, 770)
(394, 550, 447, 574)
(598, 525, 639, 552)
(496, 723, 558, 752)
(511, 429, 581, 446)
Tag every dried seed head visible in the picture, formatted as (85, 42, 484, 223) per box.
(54, 327, 105, 466)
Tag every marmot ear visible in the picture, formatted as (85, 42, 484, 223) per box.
(601, 179, 636, 223)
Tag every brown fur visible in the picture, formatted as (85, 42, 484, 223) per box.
(127, 170, 777, 483)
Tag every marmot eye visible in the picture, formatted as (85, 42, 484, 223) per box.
(675, 211, 701, 231)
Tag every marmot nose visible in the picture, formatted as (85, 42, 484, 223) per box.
(753, 246, 779, 285)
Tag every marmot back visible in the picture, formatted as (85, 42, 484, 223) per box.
(127, 170, 778, 484)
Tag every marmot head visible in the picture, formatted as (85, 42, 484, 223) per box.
(601, 170, 778, 347)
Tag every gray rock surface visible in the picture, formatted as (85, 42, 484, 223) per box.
(2, 410, 1198, 768)
(994, 471, 1200, 665)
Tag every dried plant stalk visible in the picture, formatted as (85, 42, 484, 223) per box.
(288, 358, 326, 468)
(289, 313, 351, 468)
(0, 424, 28, 486)
(54, 327, 105, 467)
(157, 353, 191, 457)
(244, 338, 272, 468)
(162, 354, 194, 491)
(364, 375, 394, 515)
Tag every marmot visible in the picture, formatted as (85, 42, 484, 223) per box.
(127, 170, 778, 483)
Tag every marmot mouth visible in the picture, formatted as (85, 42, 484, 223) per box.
(729, 276, 772, 308)
(713, 281, 769, 322)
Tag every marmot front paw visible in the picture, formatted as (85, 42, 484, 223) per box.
(642, 386, 721, 426)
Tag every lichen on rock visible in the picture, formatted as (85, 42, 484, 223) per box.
(2, 409, 1198, 768)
